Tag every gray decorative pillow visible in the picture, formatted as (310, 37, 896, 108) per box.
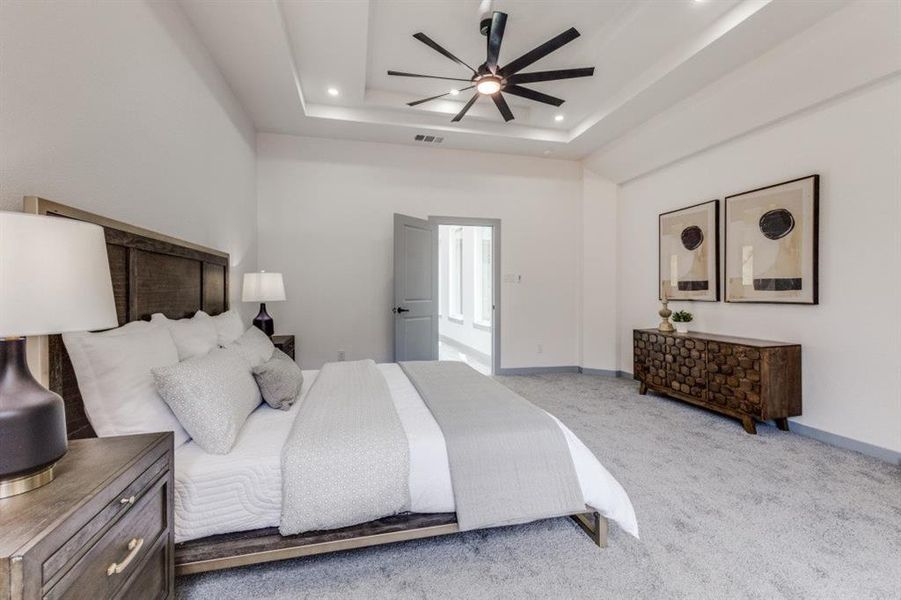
(152, 348, 261, 454)
(252, 349, 304, 410)
(227, 326, 275, 368)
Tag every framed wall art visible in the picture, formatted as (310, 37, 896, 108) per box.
(724, 174, 819, 304)
(659, 199, 719, 302)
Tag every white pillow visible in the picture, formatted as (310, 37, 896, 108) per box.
(151, 312, 218, 360)
(62, 321, 190, 447)
(209, 309, 245, 346)
(226, 326, 276, 368)
(153, 348, 261, 454)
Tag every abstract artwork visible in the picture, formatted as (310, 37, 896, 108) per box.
(659, 200, 719, 302)
(725, 175, 819, 304)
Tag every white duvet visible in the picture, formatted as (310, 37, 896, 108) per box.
(174, 363, 639, 543)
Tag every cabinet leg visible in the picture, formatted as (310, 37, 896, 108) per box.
(774, 417, 790, 432)
(638, 381, 648, 395)
(740, 416, 757, 435)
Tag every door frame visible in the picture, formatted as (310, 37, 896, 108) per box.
(429, 216, 501, 375)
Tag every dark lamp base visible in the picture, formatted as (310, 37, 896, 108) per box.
(252, 303, 274, 337)
(0, 337, 67, 498)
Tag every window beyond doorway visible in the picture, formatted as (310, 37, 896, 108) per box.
(475, 227, 492, 328)
(449, 227, 464, 320)
(437, 224, 493, 375)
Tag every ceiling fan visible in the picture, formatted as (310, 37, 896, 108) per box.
(387, 9, 595, 123)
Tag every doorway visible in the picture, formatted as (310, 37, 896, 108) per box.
(432, 218, 500, 375)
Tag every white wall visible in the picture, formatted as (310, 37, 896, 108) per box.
(0, 0, 258, 315)
(257, 133, 582, 370)
(616, 78, 901, 453)
(580, 170, 619, 372)
(438, 225, 492, 357)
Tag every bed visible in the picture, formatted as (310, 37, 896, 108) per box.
(28, 197, 638, 576)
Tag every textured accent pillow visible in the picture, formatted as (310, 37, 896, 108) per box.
(227, 326, 275, 368)
(252, 349, 304, 410)
(62, 321, 190, 447)
(151, 311, 218, 360)
(153, 348, 261, 454)
(209, 309, 245, 346)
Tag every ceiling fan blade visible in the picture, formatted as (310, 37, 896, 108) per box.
(413, 33, 477, 74)
(491, 92, 514, 122)
(507, 67, 594, 84)
(387, 70, 473, 82)
(503, 84, 565, 107)
(498, 27, 580, 77)
(407, 85, 475, 107)
(451, 92, 480, 122)
(486, 11, 507, 74)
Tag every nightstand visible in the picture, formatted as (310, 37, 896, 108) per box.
(272, 335, 295, 361)
(0, 432, 174, 599)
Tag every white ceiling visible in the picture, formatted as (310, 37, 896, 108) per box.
(180, 0, 854, 162)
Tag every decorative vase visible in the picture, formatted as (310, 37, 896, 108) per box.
(675, 322, 689, 334)
(658, 299, 674, 332)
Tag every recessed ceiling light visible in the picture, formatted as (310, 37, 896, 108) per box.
(327, 87, 340, 97)
(449, 89, 459, 96)
(554, 114, 564, 122)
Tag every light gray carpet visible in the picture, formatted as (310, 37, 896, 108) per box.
(177, 374, 901, 600)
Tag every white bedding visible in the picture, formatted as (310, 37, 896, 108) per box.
(174, 363, 639, 543)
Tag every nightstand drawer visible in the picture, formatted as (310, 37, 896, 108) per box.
(42, 454, 168, 585)
(44, 477, 168, 600)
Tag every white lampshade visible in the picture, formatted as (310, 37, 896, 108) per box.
(0, 212, 118, 337)
(242, 271, 286, 302)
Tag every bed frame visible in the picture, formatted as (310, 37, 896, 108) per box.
(27, 197, 608, 576)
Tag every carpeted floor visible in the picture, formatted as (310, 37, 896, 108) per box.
(177, 374, 901, 600)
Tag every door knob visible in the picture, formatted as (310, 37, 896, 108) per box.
(393, 306, 410, 314)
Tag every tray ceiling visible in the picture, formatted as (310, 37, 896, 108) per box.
(180, 0, 851, 161)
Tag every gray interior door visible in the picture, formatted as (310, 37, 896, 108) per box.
(394, 213, 438, 361)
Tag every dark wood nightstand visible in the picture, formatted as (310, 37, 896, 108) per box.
(272, 335, 295, 361)
(0, 432, 174, 599)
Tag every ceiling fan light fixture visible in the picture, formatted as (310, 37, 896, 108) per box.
(476, 77, 502, 95)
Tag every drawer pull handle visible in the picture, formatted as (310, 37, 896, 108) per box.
(120, 495, 135, 506)
(106, 537, 144, 576)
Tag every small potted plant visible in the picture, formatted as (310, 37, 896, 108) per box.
(671, 310, 693, 334)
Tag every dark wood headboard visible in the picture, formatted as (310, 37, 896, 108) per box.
(24, 197, 230, 440)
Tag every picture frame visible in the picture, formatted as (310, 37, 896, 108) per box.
(724, 175, 819, 304)
(658, 199, 720, 302)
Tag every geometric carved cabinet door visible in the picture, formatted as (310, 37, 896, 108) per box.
(665, 336, 707, 400)
(707, 342, 762, 416)
(633, 331, 667, 388)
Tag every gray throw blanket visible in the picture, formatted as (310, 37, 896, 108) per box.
(399, 360, 585, 530)
(280, 360, 410, 535)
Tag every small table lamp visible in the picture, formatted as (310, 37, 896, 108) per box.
(0, 212, 117, 498)
(242, 271, 285, 336)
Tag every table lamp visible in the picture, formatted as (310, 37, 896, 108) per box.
(242, 271, 285, 336)
(0, 211, 117, 498)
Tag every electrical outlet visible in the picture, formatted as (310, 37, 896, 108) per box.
(337, 350, 346, 361)
(537, 344, 543, 354)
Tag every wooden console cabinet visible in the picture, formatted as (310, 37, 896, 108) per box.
(633, 329, 801, 434)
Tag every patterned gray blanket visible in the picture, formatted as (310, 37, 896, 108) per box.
(279, 359, 410, 535)
(399, 360, 584, 530)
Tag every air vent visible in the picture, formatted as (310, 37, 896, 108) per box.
(414, 134, 444, 144)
